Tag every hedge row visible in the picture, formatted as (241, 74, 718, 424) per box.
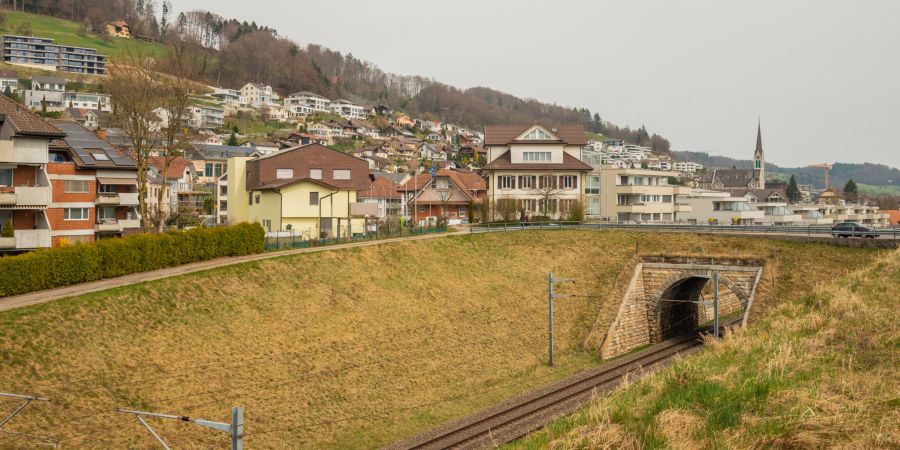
(0, 222, 265, 297)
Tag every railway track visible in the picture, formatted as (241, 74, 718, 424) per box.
(385, 322, 737, 450)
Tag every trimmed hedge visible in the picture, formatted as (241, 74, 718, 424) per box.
(0, 222, 265, 297)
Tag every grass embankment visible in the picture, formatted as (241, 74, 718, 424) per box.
(0, 231, 884, 449)
(3, 11, 168, 60)
(509, 248, 900, 449)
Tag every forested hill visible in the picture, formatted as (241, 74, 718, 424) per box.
(11, 1, 670, 151)
(673, 151, 900, 189)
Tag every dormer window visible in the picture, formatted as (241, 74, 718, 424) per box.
(522, 128, 552, 140)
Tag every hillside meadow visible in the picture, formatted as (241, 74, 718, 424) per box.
(2, 11, 167, 60)
(0, 231, 885, 449)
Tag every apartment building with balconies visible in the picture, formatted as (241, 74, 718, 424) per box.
(284, 91, 332, 115)
(675, 189, 764, 225)
(599, 167, 691, 222)
(0, 96, 64, 251)
(48, 120, 140, 244)
(0, 35, 106, 75)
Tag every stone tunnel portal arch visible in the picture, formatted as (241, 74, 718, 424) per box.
(652, 276, 709, 342)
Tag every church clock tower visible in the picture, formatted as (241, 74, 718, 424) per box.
(754, 121, 765, 190)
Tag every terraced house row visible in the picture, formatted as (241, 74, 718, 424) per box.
(0, 96, 139, 252)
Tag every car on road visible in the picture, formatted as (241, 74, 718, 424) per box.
(832, 222, 880, 238)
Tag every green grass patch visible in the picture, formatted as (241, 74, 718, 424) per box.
(2, 11, 167, 60)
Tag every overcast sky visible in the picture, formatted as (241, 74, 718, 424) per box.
(175, 0, 899, 169)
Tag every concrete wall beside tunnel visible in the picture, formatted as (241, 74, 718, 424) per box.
(597, 259, 763, 359)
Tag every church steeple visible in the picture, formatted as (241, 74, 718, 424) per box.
(754, 120, 765, 190)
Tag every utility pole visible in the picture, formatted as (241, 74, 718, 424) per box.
(547, 272, 575, 367)
(713, 270, 720, 339)
(0, 392, 55, 447)
(116, 407, 244, 450)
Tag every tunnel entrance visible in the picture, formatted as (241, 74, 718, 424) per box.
(652, 276, 708, 342)
(594, 259, 763, 359)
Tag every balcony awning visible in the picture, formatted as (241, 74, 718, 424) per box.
(0, 204, 45, 209)
(97, 177, 137, 186)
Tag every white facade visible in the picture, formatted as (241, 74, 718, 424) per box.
(330, 99, 365, 120)
(240, 83, 272, 108)
(62, 92, 111, 111)
(284, 91, 331, 114)
(673, 161, 703, 173)
(676, 189, 764, 225)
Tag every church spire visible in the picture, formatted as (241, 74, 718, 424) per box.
(754, 119, 765, 190)
(755, 119, 763, 157)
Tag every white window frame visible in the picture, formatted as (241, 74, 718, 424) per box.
(275, 168, 294, 179)
(561, 175, 576, 189)
(499, 175, 513, 190)
(310, 168, 322, 180)
(333, 169, 351, 180)
(63, 208, 90, 221)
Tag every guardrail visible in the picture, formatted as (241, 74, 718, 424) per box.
(469, 221, 900, 240)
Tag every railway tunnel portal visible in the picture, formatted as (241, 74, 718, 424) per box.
(596, 257, 764, 359)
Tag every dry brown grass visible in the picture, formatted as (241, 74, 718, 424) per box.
(511, 246, 898, 450)
(0, 231, 885, 449)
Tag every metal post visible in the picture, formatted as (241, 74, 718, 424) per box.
(548, 271, 554, 368)
(231, 407, 244, 450)
(713, 270, 720, 339)
(116, 407, 243, 450)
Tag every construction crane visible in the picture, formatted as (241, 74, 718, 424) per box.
(811, 163, 833, 189)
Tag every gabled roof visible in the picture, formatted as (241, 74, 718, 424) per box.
(50, 120, 136, 169)
(482, 151, 593, 172)
(397, 169, 485, 198)
(484, 124, 587, 146)
(358, 176, 401, 199)
(0, 96, 65, 137)
(148, 156, 192, 180)
(185, 144, 255, 160)
(0, 69, 17, 79)
(32, 75, 66, 86)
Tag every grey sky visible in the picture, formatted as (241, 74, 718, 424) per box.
(175, 0, 900, 168)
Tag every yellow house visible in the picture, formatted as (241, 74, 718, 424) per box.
(227, 144, 372, 239)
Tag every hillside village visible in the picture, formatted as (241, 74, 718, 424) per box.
(0, 16, 896, 251)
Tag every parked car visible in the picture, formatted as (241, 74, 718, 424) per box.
(832, 222, 880, 238)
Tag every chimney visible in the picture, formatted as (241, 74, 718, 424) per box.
(95, 129, 107, 140)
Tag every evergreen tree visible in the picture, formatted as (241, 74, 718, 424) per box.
(227, 132, 238, 146)
(592, 113, 603, 134)
(843, 179, 859, 202)
(41, 95, 47, 114)
(786, 174, 801, 203)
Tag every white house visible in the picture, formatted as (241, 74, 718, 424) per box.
(284, 91, 331, 114)
(482, 123, 593, 219)
(676, 189, 764, 225)
(240, 83, 273, 108)
(0, 70, 18, 93)
(62, 92, 111, 111)
(330, 99, 365, 120)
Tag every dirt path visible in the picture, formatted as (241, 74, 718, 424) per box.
(0, 231, 468, 313)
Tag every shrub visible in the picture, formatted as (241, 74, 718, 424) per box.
(0, 222, 265, 297)
(1, 219, 12, 238)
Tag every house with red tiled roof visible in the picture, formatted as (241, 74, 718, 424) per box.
(482, 123, 592, 219)
(397, 168, 486, 225)
(358, 175, 403, 218)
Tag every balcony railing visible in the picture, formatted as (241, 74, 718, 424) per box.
(96, 193, 120, 205)
(0, 229, 52, 249)
(0, 186, 51, 206)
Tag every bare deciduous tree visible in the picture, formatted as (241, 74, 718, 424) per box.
(108, 49, 196, 231)
(107, 52, 161, 231)
(532, 174, 563, 218)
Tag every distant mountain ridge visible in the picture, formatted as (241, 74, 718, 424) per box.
(672, 151, 900, 190)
